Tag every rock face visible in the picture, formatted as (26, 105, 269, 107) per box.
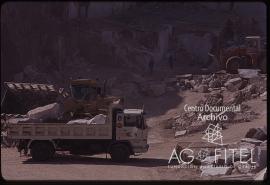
(27, 103, 62, 121)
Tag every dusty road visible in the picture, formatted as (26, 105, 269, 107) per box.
(1, 142, 200, 180)
(1, 92, 266, 180)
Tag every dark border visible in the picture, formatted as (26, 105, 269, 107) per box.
(0, 0, 269, 184)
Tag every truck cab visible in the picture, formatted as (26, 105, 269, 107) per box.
(115, 109, 148, 153)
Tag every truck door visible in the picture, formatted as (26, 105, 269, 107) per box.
(115, 113, 138, 140)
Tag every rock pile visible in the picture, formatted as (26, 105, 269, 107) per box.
(172, 71, 267, 137)
(175, 126, 267, 179)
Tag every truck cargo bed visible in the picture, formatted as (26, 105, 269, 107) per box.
(7, 123, 112, 140)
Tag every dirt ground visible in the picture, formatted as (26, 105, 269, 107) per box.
(1, 90, 266, 180)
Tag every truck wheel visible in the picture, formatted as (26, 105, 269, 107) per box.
(110, 144, 130, 163)
(30, 142, 55, 161)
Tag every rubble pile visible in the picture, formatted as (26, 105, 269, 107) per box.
(175, 126, 267, 180)
(172, 70, 267, 137)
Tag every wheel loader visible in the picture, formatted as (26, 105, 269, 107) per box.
(208, 36, 266, 73)
(1, 78, 120, 119)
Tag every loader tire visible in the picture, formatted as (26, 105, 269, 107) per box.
(30, 142, 55, 161)
(226, 57, 240, 74)
(110, 144, 130, 163)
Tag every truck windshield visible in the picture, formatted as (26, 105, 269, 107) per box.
(124, 115, 147, 129)
(71, 85, 97, 100)
(124, 115, 138, 127)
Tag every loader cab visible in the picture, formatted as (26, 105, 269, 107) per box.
(70, 79, 103, 101)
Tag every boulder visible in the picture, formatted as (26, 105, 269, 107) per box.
(187, 121, 208, 133)
(234, 161, 253, 174)
(88, 114, 107, 124)
(200, 156, 216, 165)
(176, 74, 193, 80)
(224, 77, 242, 92)
(254, 168, 267, 180)
(245, 127, 267, 141)
(209, 79, 222, 88)
(241, 138, 263, 146)
(174, 130, 187, 137)
(184, 79, 193, 89)
(233, 148, 251, 163)
(241, 84, 257, 99)
(27, 103, 62, 121)
(238, 69, 259, 79)
(197, 85, 209, 93)
(67, 119, 89, 124)
(7, 117, 31, 124)
(260, 91, 267, 101)
(252, 144, 267, 172)
(225, 77, 242, 85)
(201, 167, 233, 177)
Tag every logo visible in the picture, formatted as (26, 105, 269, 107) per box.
(168, 103, 258, 170)
(202, 123, 223, 145)
(168, 123, 256, 168)
(196, 149, 209, 160)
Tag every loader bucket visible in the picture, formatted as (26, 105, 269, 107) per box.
(1, 82, 69, 114)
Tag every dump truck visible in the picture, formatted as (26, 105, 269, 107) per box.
(209, 36, 266, 73)
(2, 79, 149, 162)
(6, 100, 149, 162)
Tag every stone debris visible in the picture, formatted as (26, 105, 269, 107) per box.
(252, 142, 267, 172)
(174, 130, 187, 137)
(260, 91, 267, 101)
(200, 166, 233, 177)
(200, 156, 216, 166)
(67, 114, 107, 125)
(233, 161, 252, 174)
(241, 138, 263, 146)
(254, 168, 267, 180)
(218, 174, 254, 180)
(175, 74, 193, 80)
(245, 127, 267, 141)
(196, 84, 209, 93)
(238, 69, 260, 79)
(197, 124, 266, 178)
(224, 77, 242, 92)
(27, 103, 62, 121)
(173, 71, 267, 156)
